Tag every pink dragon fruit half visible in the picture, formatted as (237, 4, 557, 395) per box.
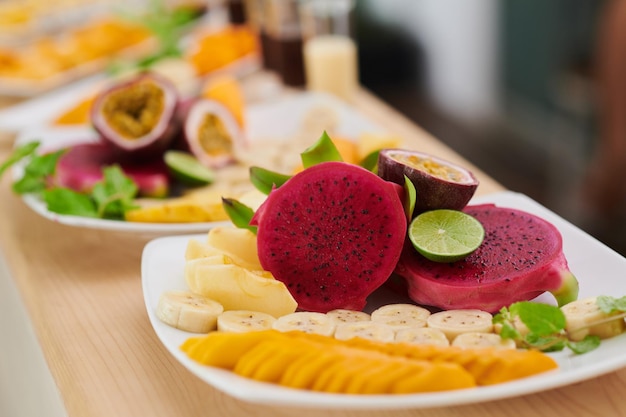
(251, 161, 407, 313)
(395, 204, 579, 312)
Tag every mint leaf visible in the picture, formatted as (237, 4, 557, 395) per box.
(0, 141, 39, 178)
(525, 333, 566, 352)
(567, 335, 601, 354)
(92, 166, 139, 219)
(12, 149, 65, 194)
(597, 295, 626, 314)
(510, 301, 566, 336)
(43, 188, 98, 217)
(498, 321, 521, 340)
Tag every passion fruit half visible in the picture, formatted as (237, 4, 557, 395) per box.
(183, 98, 245, 168)
(378, 149, 478, 214)
(91, 72, 180, 158)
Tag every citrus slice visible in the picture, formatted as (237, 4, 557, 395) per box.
(408, 209, 485, 262)
(164, 150, 215, 186)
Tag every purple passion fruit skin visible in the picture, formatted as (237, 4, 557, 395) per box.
(377, 149, 479, 215)
(90, 72, 180, 158)
(183, 98, 246, 169)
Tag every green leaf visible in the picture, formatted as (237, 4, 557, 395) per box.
(43, 188, 98, 218)
(524, 333, 566, 352)
(567, 335, 601, 355)
(300, 131, 343, 168)
(0, 141, 40, 178)
(249, 166, 291, 195)
(403, 175, 416, 221)
(498, 322, 521, 340)
(12, 149, 65, 194)
(510, 301, 566, 337)
(359, 150, 380, 173)
(92, 166, 139, 219)
(597, 295, 626, 314)
(222, 198, 257, 234)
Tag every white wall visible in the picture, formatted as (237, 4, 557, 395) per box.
(366, 0, 501, 125)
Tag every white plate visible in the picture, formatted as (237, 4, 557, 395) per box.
(11, 92, 384, 236)
(141, 190, 626, 409)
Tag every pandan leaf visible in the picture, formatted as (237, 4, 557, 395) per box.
(249, 166, 292, 195)
(359, 150, 380, 173)
(403, 175, 416, 221)
(222, 197, 257, 234)
(300, 131, 343, 168)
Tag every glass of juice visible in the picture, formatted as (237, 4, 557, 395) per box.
(300, 0, 358, 102)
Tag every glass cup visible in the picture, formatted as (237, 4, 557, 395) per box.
(299, 0, 358, 102)
(262, 0, 306, 87)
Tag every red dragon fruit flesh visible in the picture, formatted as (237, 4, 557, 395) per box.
(250, 161, 407, 313)
(395, 204, 579, 313)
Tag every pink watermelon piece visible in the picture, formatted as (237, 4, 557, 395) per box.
(251, 161, 407, 313)
(396, 204, 579, 312)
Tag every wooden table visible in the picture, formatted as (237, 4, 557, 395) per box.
(1, 88, 625, 417)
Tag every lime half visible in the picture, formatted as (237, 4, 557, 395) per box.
(164, 151, 215, 186)
(408, 209, 485, 263)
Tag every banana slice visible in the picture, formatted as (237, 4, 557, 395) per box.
(370, 303, 431, 330)
(334, 321, 395, 343)
(156, 290, 224, 333)
(217, 310, 277, 333)
(326, 309, 371, 324)
(452, 332, 516, 349)
(394, 327, 450, 347)
(426, 309, 493, 341)
(561, 297, 626, 341)
(272, 312, 336, 336)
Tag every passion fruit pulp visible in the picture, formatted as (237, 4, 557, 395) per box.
(378, 149, 479, 215)
(183, 98, 245, 168)
(91, 72, 180, 158)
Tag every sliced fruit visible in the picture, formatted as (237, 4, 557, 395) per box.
(91, 72, 180, 157)
(370, 303, 431, 330)
(185, 262, 297, 318)
(55, 143, 170, 198)
(183, 98, 245, 168)
(394, 327, 450, 347)
(408, 209, 485, 263)
(201, 74, 246, 127)
(205, 226, 262, 270)
(378, 149, 478, 214)
(156, 290, 223, 333)
(271, 312, 336, 336)
(326, 309, 371, 324)
(451, 332, 516, 350)
(561, 297, 626, 341)
(164, 150, 215, 186)
(125, 195, 228, 223)
(333, 321, 395, 343)
(426, 309, 493, 342)
(217, 310, 277, 333)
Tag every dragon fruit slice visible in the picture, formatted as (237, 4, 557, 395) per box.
(395, 204, 579, 312)
(250, 161, 407, 313)
(54, 143, 170, 197)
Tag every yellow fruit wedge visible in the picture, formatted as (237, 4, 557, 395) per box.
(125, 196, 228, 223)
(206, 226, 261, 270)
(185, 263, 297, 317)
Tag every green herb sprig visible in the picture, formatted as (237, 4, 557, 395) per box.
(2, 142, 139, 220)
(494, 296, 626, 355)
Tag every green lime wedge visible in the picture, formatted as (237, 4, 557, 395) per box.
(408, 209, 485, 263)
(164, 151, 215, 186)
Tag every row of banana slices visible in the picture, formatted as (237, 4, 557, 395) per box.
(157, 289, 626, 350)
